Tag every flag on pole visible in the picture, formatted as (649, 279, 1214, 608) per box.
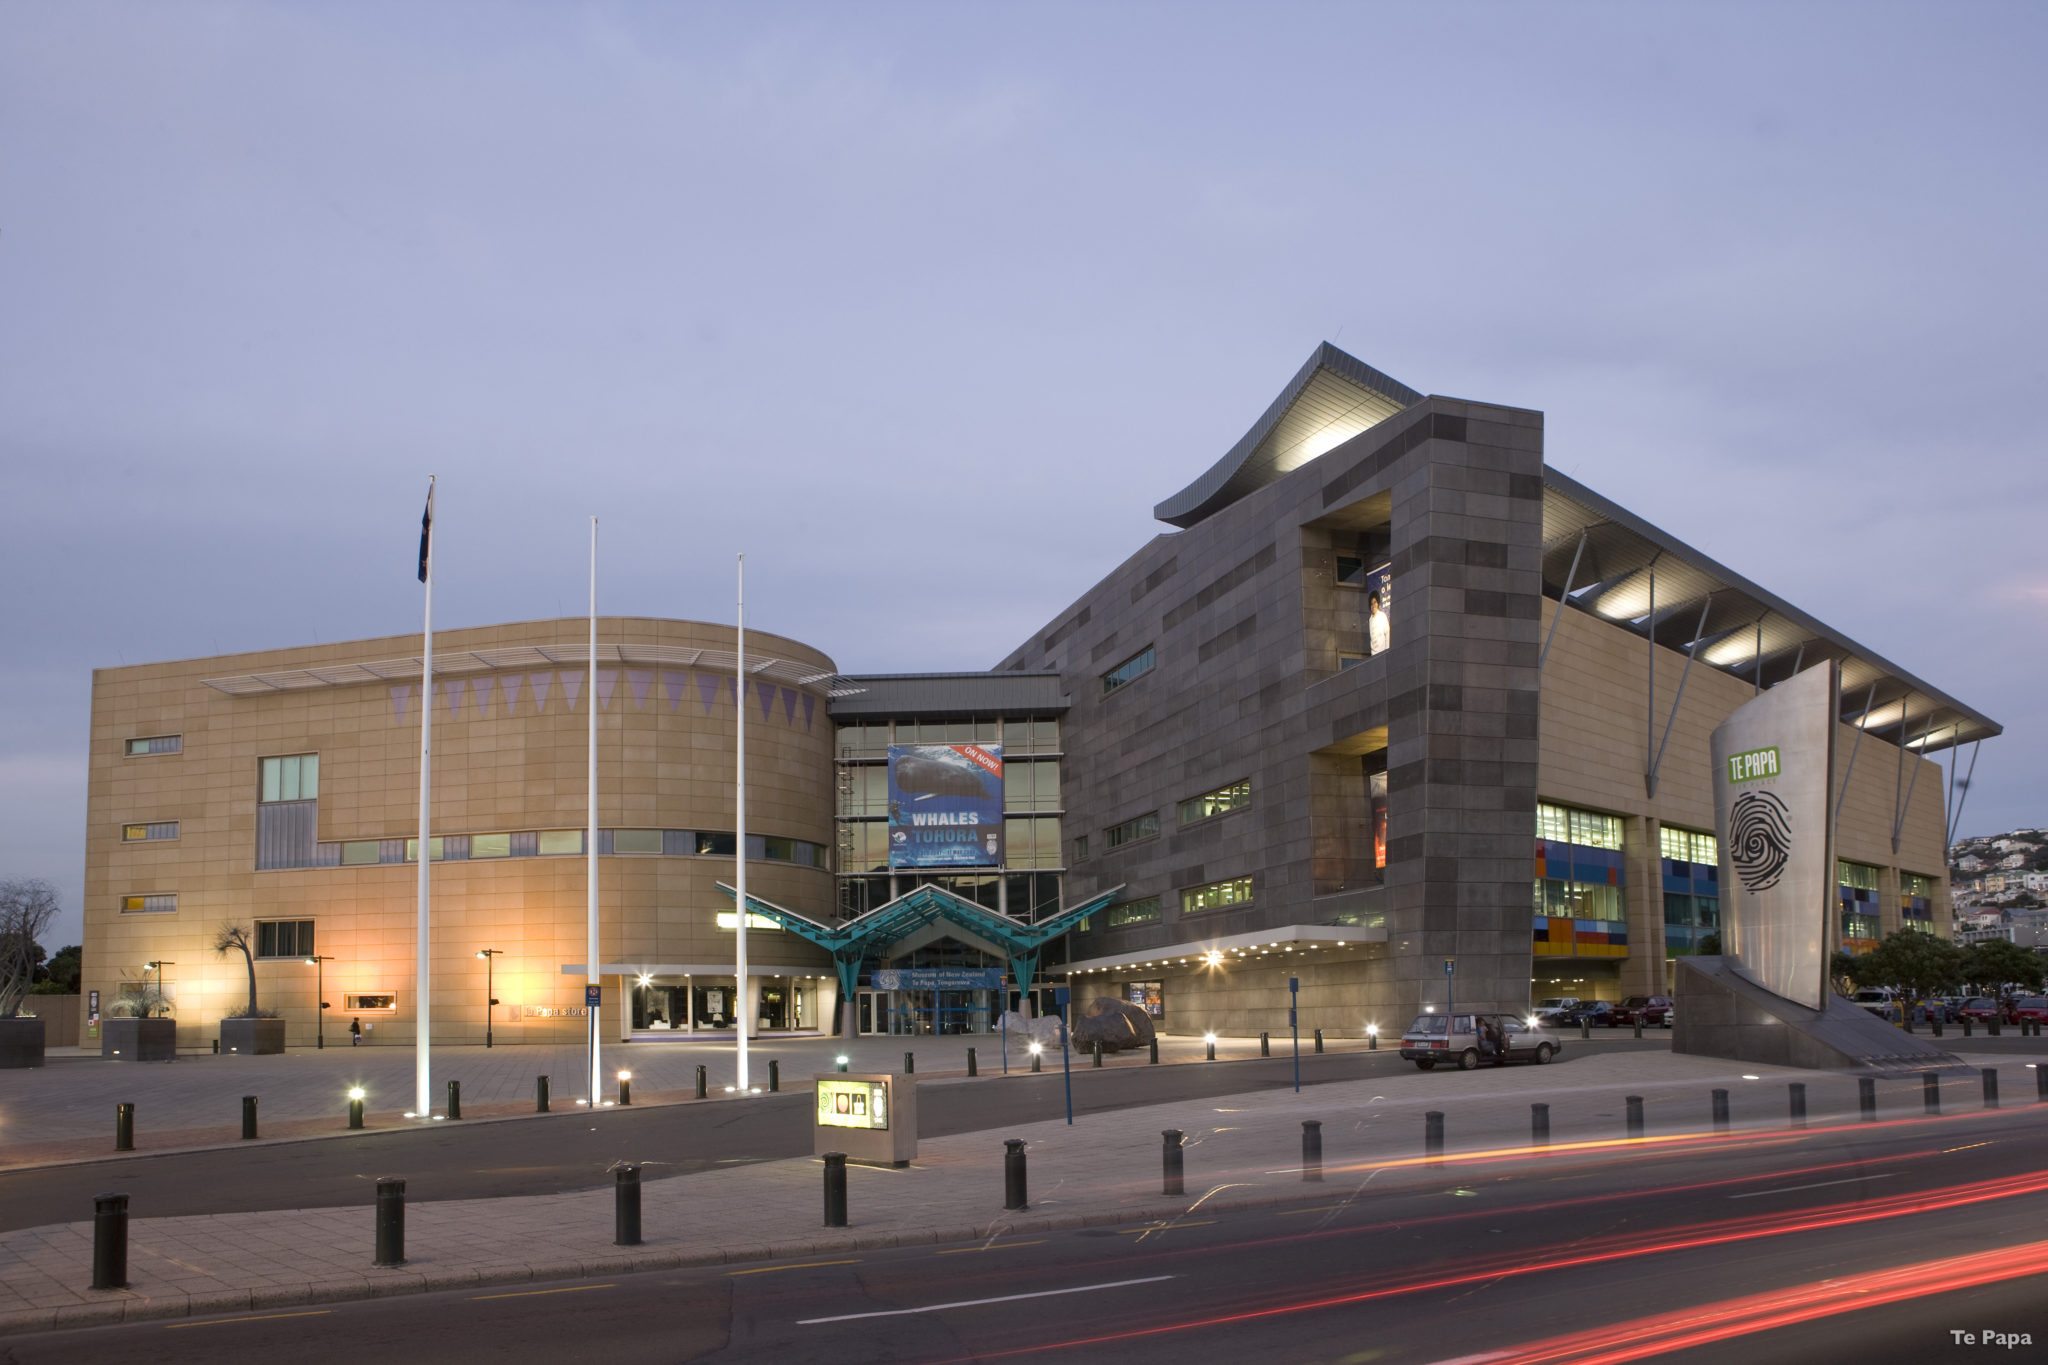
(418, 483, 435, 583)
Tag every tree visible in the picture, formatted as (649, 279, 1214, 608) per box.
(1960, 939, 2047, 1000)
(213, 922, 262, 1018)
(34, 944, 81, 994)
(1859, 929, 1963, 1005)
(1830, 949, 1867, 992)
(1697, 932, 1722, 956)
(0, 878, 61, 1018)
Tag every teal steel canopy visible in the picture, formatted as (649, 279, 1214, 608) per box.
(714, 880, 1123, 1006)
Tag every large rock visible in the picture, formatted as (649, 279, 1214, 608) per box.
(1071, 996, 1156, 1052)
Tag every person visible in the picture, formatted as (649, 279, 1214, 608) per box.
(1479, 1017, 1504, 1065)
(349, 1016, 362, 1047)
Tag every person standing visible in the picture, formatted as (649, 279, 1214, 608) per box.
(349, 1016, 362, 1047)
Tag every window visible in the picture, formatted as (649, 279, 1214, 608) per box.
(126, 735, 182, 756)
(1073, 834, 1089, 862)
(1659, 826, 1718, 865)
(1104, 812, 1159, 850)
(1536, 801, 1622, 850)
(1180, 780, 1251, 826)
(121, 893, 176, 914)
(404, 837, 447, 862)
(1838, 860, 1880, 892)
(613, 829, 662, 855)
(696, 831, 737, 857)
(1534, 878, 1624, 920)
(1101, 646, 1155, 695)
(1336, 556, 1368, 587)
(1338, 652, 1368, 670)
(1003, 816, 1064, 870)
(122, 822, 179, 842)
(259, 754, 319, 803)
(1901, 872, 1935, 898)
(256, 920, 316, 959)
(1004, 760, 1062, 813)
(1107, 896, 1161, 928)
(1182, 876, 1253, 914)
(470, 832, 512, 859)
(340, 840, 381, 865)
(539, 830, 584, 856)
(345, 993, 398, 1012)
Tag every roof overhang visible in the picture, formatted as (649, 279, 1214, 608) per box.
(715, 881, 1123, 961)
(1542, 469, 2000, 753)
(1062, 922, 1388, 977)
(1154, 342, 1421, 528)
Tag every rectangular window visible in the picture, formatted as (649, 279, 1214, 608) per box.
(1838, 860, 1881, 892)
(538, 830, 584, 856)
(259, 753, 319, 803)
(122, 822, 179, 842)
(1536, 801, 1622, 851)
(255, 920, 316, 959)
(1534, 878, 1625, 921)
(1003, 760, 1062, 813)
(1338, 652, 1368, 670)
(1002, 816, 1064, 870)
(612, 828, 662, 855)
(1659, 826, 1718, 865)
(1336, 555, 1367, 587)
(697, 831, 737, 857)
(1073, 834, 1089, 862)
(340, 840, 381, 865)
(1901, 872, 1935, 898)
(1182, 876, 1253, 914)
(1106, 896, 1161, 928)
(1103, 811, 1159, 850)
(120, 893, 176, 914)
(404, 837, 446, 862)
(126, 735, 182, 756)
(345, 993, 398, 1012)
(1179, 779, 1251, 826)
(1101, 646, 1155, 695)
(470, 832, 512, 859)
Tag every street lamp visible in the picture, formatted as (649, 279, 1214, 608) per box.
(476, 949, 502, 1048)
(143, 961, 174, 1017)
(305, 956, 333, 1049)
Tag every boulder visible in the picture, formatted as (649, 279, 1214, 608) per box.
(1071, 996, 1156, 1052)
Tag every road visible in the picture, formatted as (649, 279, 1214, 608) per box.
(0, 1041, 1660, 1232)
(8, 1096, 2043, 1363)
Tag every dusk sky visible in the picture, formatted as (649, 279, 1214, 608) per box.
(4, 1, 2042, 948)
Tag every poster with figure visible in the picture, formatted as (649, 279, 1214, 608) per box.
(1366, 565, 1392, 654)
(1711, 662, 1839, 1011)
(887, 744, 1004, 868)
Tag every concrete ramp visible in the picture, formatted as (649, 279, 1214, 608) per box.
(1672, 956, 1963, 1072)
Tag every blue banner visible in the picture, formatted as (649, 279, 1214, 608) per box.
(872, 967, 1006, 991)
(887, 744, 1004, 868)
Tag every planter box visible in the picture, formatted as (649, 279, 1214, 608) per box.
(102, 1016, 178, 1061)
(219, 1016, 287, 1055)
(0, 1015, 45, 1069)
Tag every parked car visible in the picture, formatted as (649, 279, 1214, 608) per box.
(1399, 1013, 1562, 1070)
(1530, 997, 1582, 1024)
(1851, 988, 1902, 1021)
(1568, 1001, 1617, 1028)
(2010, 997, 2048, 1026)
(1610, 995, 1673, 1027)
(1959, 996, 2009, 1025)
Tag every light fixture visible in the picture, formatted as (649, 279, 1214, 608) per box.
(617, 1070, 632, 1081)
(348, 1087, 366, 1101)
(1366, 1023, 1379, 1037)
(636, 973, 653, 989)
(1202, 1032, 1217, 1045)
(1029, 1041, 1043, 1055)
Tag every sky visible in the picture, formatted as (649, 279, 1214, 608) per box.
(3, 1, 2043, 949)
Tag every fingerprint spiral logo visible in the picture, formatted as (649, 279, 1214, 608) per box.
(1729, 789, 1792, 892)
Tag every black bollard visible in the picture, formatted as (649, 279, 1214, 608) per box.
(447, 1080, 462, 1120)
(348, 1091, 365, 1130)
(1030, 1047, 1043, 1073)
(967, 1048, 977, 1078)
(615, 1164, 642, 1246)
(242, 1095, 258, 1141)
(1580, 1017, 1591, 1040)
(92, 1193, 129, 1290)
(1205, 1037, 1217, 1062)
(1531, 1102, 1550, 1146)
(213, 1038, 219, 1054)
(1148, 1038, 1159, 1065)
(822, 1152, 849, 1227)
(1963, 1016, 1974, 1038)
(1004, 1139, 1028, 1210)
(1788, 1082, 1807, 1130)
(1989, 1018, 2002, 1037)
(1983, 1067, 2000, 1109)
(536, 1075, 551, 1113)
(618, 1073, 632, 1106)
(904, 1051, 915, 1075)
(1712, 1088, 1730, 1132)
(1260, 1031, 1271, 1057)
(1093, 1042, 1103, 1069)
(1626, 1094, 1644, 1139)
(2037, 1064, 2048, 1103)
(1314, 1027, 1325, 1054)
(769, 1059, 780, 1093)
(1633, 1017, 1644, 1040)
(696, 1065, 708, 1099)
(1932, 1014, 1944, 1037)
(1859, 1077, 1877, 1122)
(1368, 1029, 1378, 1052)
(1161, 1129, 1185, 1196)
(1302, 1120, 1323, 1182)
(1425, 1110, 1445, 1164)
(374, 1178, 405, 1266)
(115, 1102, 134, 1152)
(1924, 1072, 1941, 1115)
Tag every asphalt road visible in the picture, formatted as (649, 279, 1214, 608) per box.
(9, 1097, 2044, 1364)
(0, 1041, 1662, 1232)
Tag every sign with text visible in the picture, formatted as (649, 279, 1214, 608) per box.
(816, 1078, 890, 1130)
(887, 744, 1004, 868)
(872, 967, 1005, 992)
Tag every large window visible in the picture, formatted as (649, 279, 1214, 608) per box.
(259, 754, 319, 803)
(1534, 878, 1624, 920)
(1536, 801, 1622, 850)
(1101, 646, 1155, 695)
(1003, 816, 1064, 870)
(122, 822, 179, 842)
(1838, 859, 1882, 945)
(1659, 826, 1718, 865)
(1182, 876, 1253, 914)
(1901, 871, 1936, 923)
(1004, 760, 1062, 812)
(1106, 896, 1161, 928)
(256, 920, 316, 959)
(1104, 811, 1159, 850)
(126, 735, 182, 756)
(1180, 779, 1251, 826)
(120, 893, 176, 914)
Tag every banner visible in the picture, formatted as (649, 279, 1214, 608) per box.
(1711, 662, 1839, 1010)
(887, 744, 1004, 868)
(873, 967, 1005, 991)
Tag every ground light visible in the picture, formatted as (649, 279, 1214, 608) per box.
(1367, 1022, 1379, 1051)
(347, 1086, 366, 1130)
(1204, 1032, 1217, 1061)
(835, 1054, 849, 1073)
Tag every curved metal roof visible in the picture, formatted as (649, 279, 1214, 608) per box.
(1154, 342, 1421, 528)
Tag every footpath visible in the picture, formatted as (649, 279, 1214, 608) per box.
(2, 1048, 2040, 1337)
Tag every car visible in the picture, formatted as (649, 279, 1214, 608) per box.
(1851, 988, 1902, 1021)
(1399, 1012, 1562, 1070)
(1959, 996, 2007, 1025)
(1530, 996, 1582, 1024)
(1567, 1000, 1616, 1027)
(1610, 995, 1673, 1028)
(2010, 997, 2048, 1026)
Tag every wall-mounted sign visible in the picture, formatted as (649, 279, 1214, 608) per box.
(872, 967, 1005, 992)
(516, 1004, 589, 1020)
(817, 1078, 890, 1130)
(1127, 980, 1164, 1019)
(715, 912, 782, 931)
(1366, 564, 1392, 655)
(887, 744, 1004, 868)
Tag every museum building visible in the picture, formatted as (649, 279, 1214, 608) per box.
(79, 344, 2000, 1046)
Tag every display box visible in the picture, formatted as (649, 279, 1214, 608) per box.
(813, 1071, 916, 1167)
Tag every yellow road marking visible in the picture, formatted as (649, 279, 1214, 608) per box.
(936, 1239, 1049, 1255)
(727, 1258, 863, 1277)
(472, 1284, 615, 1301)
(166, 1310, 332, 1330)
(1115, 1219, 1217, 1234)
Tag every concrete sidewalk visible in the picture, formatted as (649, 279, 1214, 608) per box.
(2, 1048, 2038, 1337)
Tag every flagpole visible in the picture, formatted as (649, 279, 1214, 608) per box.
(415, 476, 435, 1119)
(735, 552, 750, 1093)
(587, 516, 601, 1108)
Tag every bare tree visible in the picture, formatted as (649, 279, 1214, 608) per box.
(0, 878, 61, 1018)
(213, 922, 261, 1018)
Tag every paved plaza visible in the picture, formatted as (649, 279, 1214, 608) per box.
(1, 1047, 2039, 1336)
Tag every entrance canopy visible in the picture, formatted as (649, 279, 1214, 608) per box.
(714, 881, 1124, 1007)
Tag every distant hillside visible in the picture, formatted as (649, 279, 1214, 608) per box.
(1951, 828, 2048, 913)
